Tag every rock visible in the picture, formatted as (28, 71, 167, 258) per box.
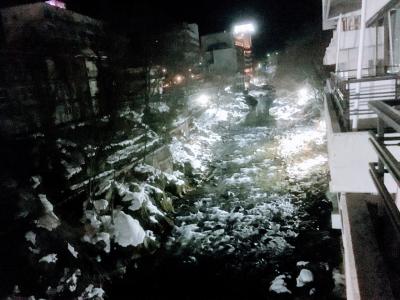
(296, 269, 314, 287)
(269, 275, 292, 294)
(93, 199, 108, 212)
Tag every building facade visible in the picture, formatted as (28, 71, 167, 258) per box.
(322, 0, 400, 299)
(201, 25, 254, 77)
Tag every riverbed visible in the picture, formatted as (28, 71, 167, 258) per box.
(109, 78, 344, 299)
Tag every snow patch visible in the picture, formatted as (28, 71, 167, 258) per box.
(36, 194, 60, 231)
(269, 275, 291, 294)
(68, 243, 78, 258)
(25, 231, 36, 245)
(296, 269, 314, 287)
(39, 253, 58, 264)
(113, 211, 145, 247)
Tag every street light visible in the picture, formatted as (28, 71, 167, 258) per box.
(195, 94, 210, 106)
(233, 23, 256, 35)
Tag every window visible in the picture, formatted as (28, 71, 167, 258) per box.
(390, 9, 400, 69)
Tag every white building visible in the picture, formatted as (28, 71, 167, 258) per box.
(323, 0, 400, 299)
(201, 31, 241, 74)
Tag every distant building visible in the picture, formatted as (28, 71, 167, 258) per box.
(0, 2, 112, 134)
(233, 23, 254, 75)
(153, 23, 201, 75)
(0, 2, 104, 48)
(201, 25, 254, 78)
(201, 31, 240, 74)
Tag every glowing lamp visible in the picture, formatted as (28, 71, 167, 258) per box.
(233, 23, 255, 35)
(297, 87, 311, 105)
(196, 94, 210, 106)
(174, 75, 184, 84)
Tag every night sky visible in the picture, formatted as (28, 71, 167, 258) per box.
(1, 0, 322, 57)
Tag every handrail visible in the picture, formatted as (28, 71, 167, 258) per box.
(331, 71, 400, 83)
(348, 74, 400, 84)
(368, 100, 400, 239)
(369, 131, 400, 186)
(369, 101, 400, 133)
(369, 163, 400, 236)
(328, 73, 400, 131)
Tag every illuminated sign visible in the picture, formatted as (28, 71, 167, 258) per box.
(233, 23, 255, 35)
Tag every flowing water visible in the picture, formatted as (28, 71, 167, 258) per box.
(110, 79, 343, 299)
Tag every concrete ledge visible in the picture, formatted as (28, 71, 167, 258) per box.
(341, 193, 395, 300)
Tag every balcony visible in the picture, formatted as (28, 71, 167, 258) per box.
(324, 72, 400, 193)
(328, 71, 400, 131)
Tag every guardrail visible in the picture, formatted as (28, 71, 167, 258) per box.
(369, 100, 400, 237)
(329, 72, 400, 131)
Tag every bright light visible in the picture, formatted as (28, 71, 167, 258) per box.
(174, 75, 184, 84)
(233, 23, 255, 35)
(244, 68, 252, 74)
(297, 87, 311, 105)
(45, 0, 66, 8)
(162, 68, 167, 73)
(196, 94, 210, 106)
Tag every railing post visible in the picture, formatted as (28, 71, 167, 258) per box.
(344, 81, 350, 131)
(377, 118, 385, 178)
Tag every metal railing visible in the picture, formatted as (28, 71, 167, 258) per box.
(329, 72, 400, 131)
(369, 100, 400, 238)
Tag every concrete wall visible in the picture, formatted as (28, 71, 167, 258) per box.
(340, 193, 396, 300)
(324, 95, 400, 193)
(201, 31, 234, 51)
(366, 0, 391, 23)
(208, 48, 238, 74)
(1, 3, 103, 45)
(187, 23, 200, 45)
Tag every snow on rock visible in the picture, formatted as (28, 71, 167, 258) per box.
(93, 199, 108, 212)
(25, 231, 36, 245)
(95, 232, 111, 253)
(269, 275, 292, 294)
(82, 209, 112, 253)
(39, 253, 58, 264)
(296, 269, 314, 287)
(150, 102, 170, 113)
(68, 243, 78, 258)
(113, 211, 145, 247)
(79, 284, 105, 300)
(83, 231, 111, 253)
(61, 160, 82, 179)
(36, 194, 60, 231)
(31, 176, 41, 189)
(164, 171, 185, 187)
(65, 269, 81, 292)
(121, 184, 149, 211)
(296, 261, 309, 267)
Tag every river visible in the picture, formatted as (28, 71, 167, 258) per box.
(109, 75, 344, 299)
